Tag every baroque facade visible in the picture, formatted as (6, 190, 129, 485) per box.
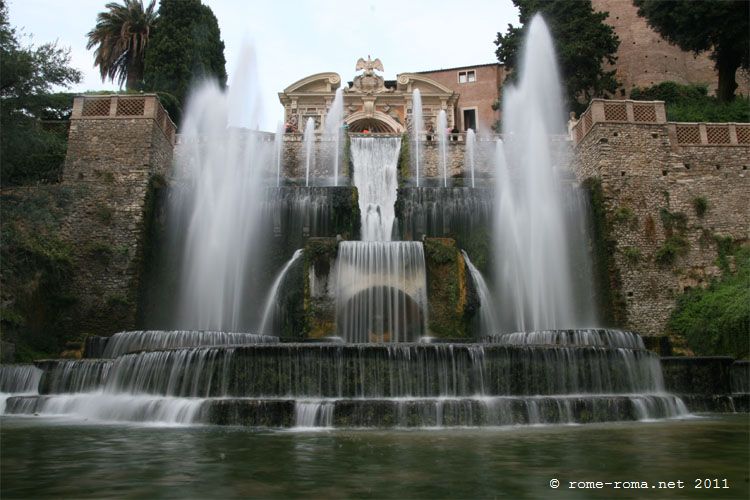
(278, 56, 503, 135)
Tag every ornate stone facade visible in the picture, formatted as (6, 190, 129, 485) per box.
(278, 57, 460, 135)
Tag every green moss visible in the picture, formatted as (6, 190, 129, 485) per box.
(93, 203, 115, 225)
(302, 238, 339, 339)
(622, 246, 641, 264)
(582, 177, 627, 326)
(424, 238, 473, 338)
(614, 206, 635, 224)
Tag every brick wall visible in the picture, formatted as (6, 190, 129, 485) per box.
(418, 64, 505, 131)
(591, 0, 750, 97)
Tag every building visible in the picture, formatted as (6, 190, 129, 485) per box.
(591, 0, 750, 97)
(278, 57, 504, 135)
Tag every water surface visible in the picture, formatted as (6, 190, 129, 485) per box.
(2, 415, 747, 498)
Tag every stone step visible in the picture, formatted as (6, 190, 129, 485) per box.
(4, 394, 688, 428)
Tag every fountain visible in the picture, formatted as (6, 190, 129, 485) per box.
(465, 128, 476, 188)
(303, 117, 316, 187)
(437, 110, 448, 187)
(411, 89, 423, 187)
(324, 88, 345, 186)
(493, 15, 595, 332)
(274, 120, 284, 187)
(0, 18, 691, 430)
(351, 136, 400, 241)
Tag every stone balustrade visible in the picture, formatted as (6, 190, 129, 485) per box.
(71, 94, 176, 145)
(570, 98, 749, 148)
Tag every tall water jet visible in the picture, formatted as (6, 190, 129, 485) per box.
(303, 117, 316, 187)
(411, 89, 423, 187)
(258, 249, 304, 334)
(493, 15, 595, 331)
(351, 137, 401, 241)
(170, 45, 270, 331)
(324, 88, 345, 186)
(437, 110, 448, 187)
(274, 120, 284, 187)
(465, 129, 476, 188)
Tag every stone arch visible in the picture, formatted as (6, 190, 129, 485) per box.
(345, 110, 404, 134)
(337, 286, 426, 342)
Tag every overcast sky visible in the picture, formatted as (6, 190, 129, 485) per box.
(7, 0, 519, 130)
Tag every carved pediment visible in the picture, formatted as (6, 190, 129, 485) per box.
(397, 74, 454, 95)
(283, 73, 341, 94)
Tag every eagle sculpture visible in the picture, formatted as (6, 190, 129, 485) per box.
(356, 55, 384, 76)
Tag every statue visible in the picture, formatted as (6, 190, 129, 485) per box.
(352, 55, 388, 94)
(355, 55, 384, 77)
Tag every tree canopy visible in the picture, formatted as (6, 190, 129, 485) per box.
(1, 3, 81, 185)
(632, 0, 749, 102)
(142, 0, 227, 123)
(495, 0, 620, 115)
(86, 0, 157, 90)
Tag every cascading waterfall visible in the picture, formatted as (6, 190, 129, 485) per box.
(411, 89, 423, 187)
(396, 187, 494, 243)
(437, 110, 448, 187)
(462, 250, 499, 336)
(494, 15, 595, 332)
(303, 117, 316, 187)
(324, 88, 345, 186)
(351, 136, 401, 241)
(465, 129, 476, 188)
(101, 330, 278, 358)
(3, 332, 688, 426)
(335, 242, 428, 342)
(274, 120, 284, 187)
(170, 45, 271, 332)
(258, 249, 304, 334)
(0, 364, 42, 412)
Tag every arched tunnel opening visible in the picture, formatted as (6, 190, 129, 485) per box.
(337, 285, 426, 342)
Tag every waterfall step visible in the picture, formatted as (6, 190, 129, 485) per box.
(35, 343, 664, 397)
(4, 394, 688, 428)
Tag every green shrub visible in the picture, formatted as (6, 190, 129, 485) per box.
(659, 208, 687, 235)
(655, 235, 689, 266)
(614, 206, 635, 224)
(669, 247, 750, 358)
(631, 81, 750, 123)
(692, 197, 708, 218)
(622, 246, 642, 263)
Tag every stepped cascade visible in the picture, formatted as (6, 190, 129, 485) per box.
(0, 17, 693, 430)
(2, 330, 688, 426)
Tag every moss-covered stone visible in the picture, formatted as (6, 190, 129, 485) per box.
(423, 238, 475, 338)
(302, 237, 339, 339)
(582, 177, 627, 327)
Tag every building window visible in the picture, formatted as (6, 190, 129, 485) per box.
(462, 109, 477, 131)
(458, 70, 476, 83)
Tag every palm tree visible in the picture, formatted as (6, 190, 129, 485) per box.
(86, 0, 157, 90)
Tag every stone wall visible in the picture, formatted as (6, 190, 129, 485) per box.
(60, 95, 175, 335)
(281, 134, 497, 183)
(573, 100, 749, 336)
